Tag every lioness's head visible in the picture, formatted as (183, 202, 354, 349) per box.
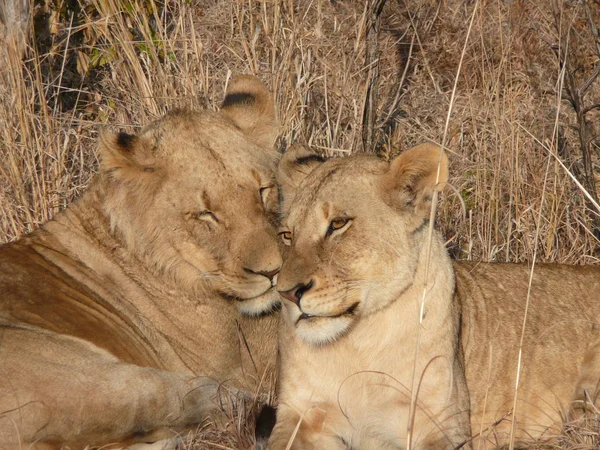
(276, 144, 447, 344)
(98, 76, 282, 316)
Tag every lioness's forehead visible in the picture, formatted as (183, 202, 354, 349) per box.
(142, 110, 276, 180)
(288, 155, 386, 221)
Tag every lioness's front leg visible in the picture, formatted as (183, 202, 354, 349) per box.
(267, 405, 348, 450)
(0, 326, 224, 449)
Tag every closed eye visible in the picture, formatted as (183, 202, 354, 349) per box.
(191, 210, 219, 224)
(260, 185, 276, 208)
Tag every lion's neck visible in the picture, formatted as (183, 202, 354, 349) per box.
(48, 177, 121, 250)
(36, 176, 204, 297)
(36, 179, 143, 273)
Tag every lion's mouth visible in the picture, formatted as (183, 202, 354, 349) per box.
(297, 302, 359, 323)
(220, 286, 276, 303)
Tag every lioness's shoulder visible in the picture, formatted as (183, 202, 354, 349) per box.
(454, 260, 600, 281)
(454, 260, 600, 307)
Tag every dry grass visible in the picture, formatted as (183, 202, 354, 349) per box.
(176, 394, 262, 450)
(1, 0, 599, 448)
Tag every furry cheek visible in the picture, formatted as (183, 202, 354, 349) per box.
(171, 240, 220, 275)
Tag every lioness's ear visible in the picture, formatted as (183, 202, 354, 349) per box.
(383, 143, 448, 229)
(277, 144, 328, 212)
(220, 75, 279, 151)
(99, 131, 159, 181)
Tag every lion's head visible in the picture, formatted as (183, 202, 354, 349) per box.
(276, 143, 447, 344)
(98, 76, 282, 316)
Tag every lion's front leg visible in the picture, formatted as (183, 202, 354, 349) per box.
(0, 325, 225, 448)
(266, 404, 348, 450)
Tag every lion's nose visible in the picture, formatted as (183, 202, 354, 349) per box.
(262, 268, 280, 281)
(244, 267, 280, 282)
(278, 280, 314, 306)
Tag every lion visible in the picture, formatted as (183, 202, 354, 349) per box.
(0, 75, 283, 449)
(267, 143, 600, 449)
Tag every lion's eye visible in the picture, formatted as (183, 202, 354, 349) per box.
(327, 217, 351, 237)
(260, 185, 276, 209)
(279, 230, 293, 246)
(191, 210, 219, 223)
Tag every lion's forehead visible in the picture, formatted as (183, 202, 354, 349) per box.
(144, 110, 275, 174)
(172, 150, 273, 182)
(144, 112, 275, 186)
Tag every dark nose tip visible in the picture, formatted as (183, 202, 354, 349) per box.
(279, 280, 313, 306)
(245, 267, 280, 281)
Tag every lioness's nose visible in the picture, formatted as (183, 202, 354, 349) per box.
(279, 280, 313, 306)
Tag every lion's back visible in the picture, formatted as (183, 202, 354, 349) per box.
(0, 237, 160, 366)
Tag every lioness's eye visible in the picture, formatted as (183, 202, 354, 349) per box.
(279, 231, 293, 246)
(327, 217, 351, 237)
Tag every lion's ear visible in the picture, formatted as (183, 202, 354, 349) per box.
(99, 132, 160, 181)
(277, 144, 328, 212)
(220, 75, 279, 151)
(383, 143, 448, 229)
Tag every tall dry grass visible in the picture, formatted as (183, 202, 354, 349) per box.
(1, 0, 598, 261)
(1, 0, 599, 448)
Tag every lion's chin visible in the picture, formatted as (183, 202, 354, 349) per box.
(236, 289, 282, 317)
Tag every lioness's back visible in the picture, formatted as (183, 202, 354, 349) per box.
(456, 261, 600, 441)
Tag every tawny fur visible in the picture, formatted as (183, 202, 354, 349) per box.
(0, 76, 282, 449)
(268, 144, 600, 450)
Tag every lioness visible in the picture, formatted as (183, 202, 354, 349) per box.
(0, 76, 282, 449)
(268, 143, 600, 449)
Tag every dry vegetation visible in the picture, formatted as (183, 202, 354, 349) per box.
(1, 0, 599, 448)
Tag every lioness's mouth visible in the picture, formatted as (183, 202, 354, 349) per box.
(297, 302, 359, 323)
